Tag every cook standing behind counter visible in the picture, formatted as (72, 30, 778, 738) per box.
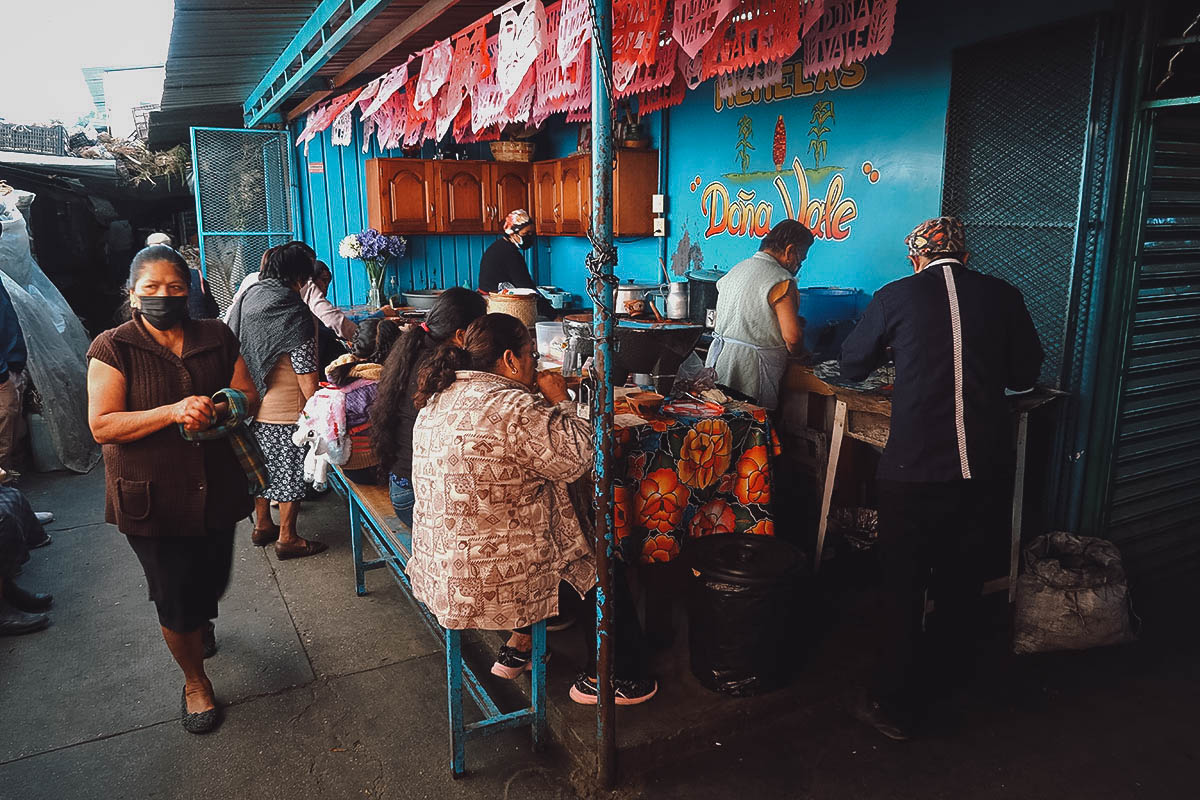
(706, 220, 814, 410)
(477, 208, 554, 318)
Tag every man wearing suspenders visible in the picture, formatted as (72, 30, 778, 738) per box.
(840, 216, 1044, 740)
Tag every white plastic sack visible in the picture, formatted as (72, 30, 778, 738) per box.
(0, 193, 99, 473)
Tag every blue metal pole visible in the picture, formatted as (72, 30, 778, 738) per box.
(589, 0, 617, 789)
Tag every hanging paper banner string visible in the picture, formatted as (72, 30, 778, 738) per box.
(503, 68, 539, 128)
(444, 21, 490, 127)
(800, 0, 828, 37)
(557, 0, 591, 69)
(296, 104, 333, 150)
(472, 36, 510, 133)
(616, 37, 677, 99)
(559, 45, 592, 113)
(715, 59, 784, 101)
(700, 0, 804, 80)
(565, 106, 590, 124)
(414, 39, 453, 111)
(497, 0, 546, 104)
(533, 2, 568, 123)
(377, 92, 407, 151)
(613, 0, 667, 73)
(354, 77, 383, 116)
(673, 0, 740, 60)
(800, 0, 896, 78)
(637, 72, 688, 115)
(361, 62, 410, 118)
(679, 48, 706, 91)
(331, 105, 354, 146)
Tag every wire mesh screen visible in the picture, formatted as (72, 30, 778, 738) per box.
(942, 20, 1099, 388)
(191, 128, 293, 312)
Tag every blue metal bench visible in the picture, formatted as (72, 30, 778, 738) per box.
(327, 467, 547, 776)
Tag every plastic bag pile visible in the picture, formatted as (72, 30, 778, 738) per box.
(0, 191, 100, 472)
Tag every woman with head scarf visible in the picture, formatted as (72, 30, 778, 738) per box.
(225, 242, 326, 559)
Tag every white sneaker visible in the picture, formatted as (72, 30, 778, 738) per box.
(34, 511, 54, 524)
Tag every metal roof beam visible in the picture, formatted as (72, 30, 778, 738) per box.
(243, 0, 394, 128)
(285, 0, 463, 123)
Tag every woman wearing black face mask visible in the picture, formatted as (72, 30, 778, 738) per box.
(86, 245, 260, 734)
(477, 208, 554, 318)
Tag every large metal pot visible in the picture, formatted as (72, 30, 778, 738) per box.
(402, 289, 444, 310)
(614, 282, 665, 316)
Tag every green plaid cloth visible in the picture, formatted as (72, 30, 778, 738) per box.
(178, 388, 269, 495)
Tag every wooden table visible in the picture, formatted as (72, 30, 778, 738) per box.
(809, 378, 1062, 601)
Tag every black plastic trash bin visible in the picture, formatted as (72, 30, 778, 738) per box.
(686, 533, 805, 696)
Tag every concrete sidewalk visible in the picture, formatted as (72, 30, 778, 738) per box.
(0, 469, 575, 800)
(2, 469, 1198, 800)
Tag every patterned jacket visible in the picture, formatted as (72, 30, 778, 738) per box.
(409, 370, 596, 630)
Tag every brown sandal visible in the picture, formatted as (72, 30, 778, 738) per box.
(251, 525, 280, 547)
(274, 538, 328, 560)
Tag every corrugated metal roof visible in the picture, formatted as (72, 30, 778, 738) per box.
(159, 0, 323, 112)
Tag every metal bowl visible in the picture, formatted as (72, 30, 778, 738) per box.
(402, 289, 444, 310)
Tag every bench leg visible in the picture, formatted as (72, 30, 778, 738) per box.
(349, 499, 367, 596)
(531, 621, 547, 752)
(446, 628, 466, 777)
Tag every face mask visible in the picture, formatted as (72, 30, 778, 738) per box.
(136, 295, 189, 331)
(517, 233, 536, 251)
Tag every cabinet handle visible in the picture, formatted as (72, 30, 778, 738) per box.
(429, 202, 434, 219)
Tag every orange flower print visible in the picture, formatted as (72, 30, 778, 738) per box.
(614, 485, 632, 543)
(628, 452, 648, 482)
(747, 519, 775, 537)
(717, 473, 735, 494)
(690, 500, 737, 538)
(642, 533, 680, 563)
(676, 419, 733, 489)
(635, 468, 690, 535)
(734, 445, 771, 506)
(751, 407, 768, 423)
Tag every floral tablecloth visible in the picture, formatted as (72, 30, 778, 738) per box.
(613, 402, 780, 565)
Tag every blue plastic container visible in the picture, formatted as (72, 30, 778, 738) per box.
(797, 287, 862, 360)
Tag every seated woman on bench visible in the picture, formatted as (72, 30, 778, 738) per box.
(408, 314, 596, 682)
(371, 288, 487, 527)
(324, 318, 400, 485)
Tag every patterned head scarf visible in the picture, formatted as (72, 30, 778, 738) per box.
(502, 208, 533, 236)
(904, 216, 966, 257)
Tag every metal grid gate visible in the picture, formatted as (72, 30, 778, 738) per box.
(190, 127, 295, 312)
(942, 19, 1102, 389)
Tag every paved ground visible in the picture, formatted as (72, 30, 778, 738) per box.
(2, 468, 1198, 800)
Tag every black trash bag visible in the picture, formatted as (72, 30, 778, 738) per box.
(687, 534, 804, 696)
(1013, 532, 1137, 655)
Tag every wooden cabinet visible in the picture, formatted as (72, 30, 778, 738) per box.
(365, 151, 656, 237)
(435, 162, 488, 233)
(557, 155, 591, 235)
(367, 159, 434, 234)
(490, 162, 535, 232)
(530, 150, 658, 236)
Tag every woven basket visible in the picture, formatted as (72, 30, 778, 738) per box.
(489, 141, 535, 162)
(487, 293, 538, 328)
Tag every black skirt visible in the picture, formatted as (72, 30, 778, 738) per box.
(125, 527, 236, 633)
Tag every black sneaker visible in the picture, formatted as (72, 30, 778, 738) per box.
(851, 692, 913, 741)
(490, 644, 533, 679)
(569, 674, 657, 706)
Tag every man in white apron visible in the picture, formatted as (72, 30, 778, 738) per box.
(705, 220, 814, 410)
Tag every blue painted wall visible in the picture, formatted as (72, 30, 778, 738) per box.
(293, 0, 1115, 309)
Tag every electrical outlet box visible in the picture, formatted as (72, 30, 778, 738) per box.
(652, 193, 665, 214)
(653, 217, 666, 237)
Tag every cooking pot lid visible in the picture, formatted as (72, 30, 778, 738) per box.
(617, 282, 663, 290)
(686, 533, 804, 585)
(688, 269, 726, 282)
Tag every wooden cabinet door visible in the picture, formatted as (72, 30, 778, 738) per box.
(558, 156, 590, 235)
(367, 159, 434, 234)
(614, 150, 659, 236)
(532, 161, 560, 234)
(489, 162, 534, 233)
(435, 161, 488, 233)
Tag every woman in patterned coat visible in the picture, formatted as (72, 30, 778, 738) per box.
(410, 313, 595, 679)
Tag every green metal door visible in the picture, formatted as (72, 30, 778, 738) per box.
(1087, 105, 1200, 577)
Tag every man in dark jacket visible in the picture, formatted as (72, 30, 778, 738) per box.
(477, 209, 553, 317)
(839, 216, 1044, 740)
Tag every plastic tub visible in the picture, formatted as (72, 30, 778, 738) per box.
(535, 321, 566, 365)
(797, 287, 862, 359)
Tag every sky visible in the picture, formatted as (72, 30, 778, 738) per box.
(1, 0, 175, 125)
